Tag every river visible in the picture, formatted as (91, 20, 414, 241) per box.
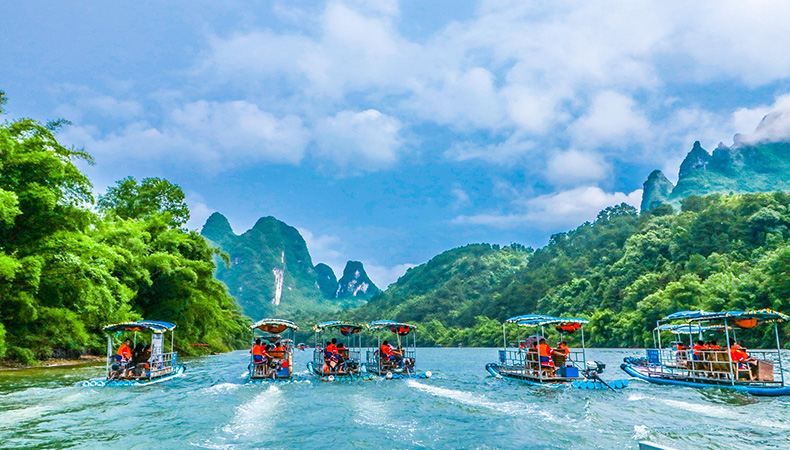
(1, 348, 790, 449)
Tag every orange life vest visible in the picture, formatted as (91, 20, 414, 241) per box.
(538, 343, 553, 357)
(326, 344, 338, 354)
(380, 344, 393, 356)
(558, 344, 570, 356)
(117, 344, 131, 359)
(252, 344, 264, 356)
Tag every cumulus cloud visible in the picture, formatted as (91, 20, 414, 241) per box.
(732, 94, 790, 146)
(185, 191, 214, 231)
(365, 262, 416, 289)
(544, 149, 609, 186)
(444, 136, 534, 164)
(314, 109, 403, 170)
(60, 99, 310, 170)
(570, 91, 652, 149)
(297, 227, 345, 270)
(454, 186, 642, 231)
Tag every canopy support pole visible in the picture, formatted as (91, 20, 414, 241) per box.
(581, 326, 587, 368)
(502, 323, 507, 350)
(775, 322, 784, 386)
(724, 318, 735, 386)
(106, 335, 112, 377)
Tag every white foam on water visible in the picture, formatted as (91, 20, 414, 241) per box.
(238, 371, 248, 379)
(0, 390, 87, 429)
(406, 380, 562, 423)
(201, 383, 241, 395)
(633, 425, 650, 439)
(627, 393, 649, 401)
(221, 385, 282, 438)
(660, 399, 737, 420)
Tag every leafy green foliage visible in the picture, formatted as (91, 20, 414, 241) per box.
(0, 95, 247, 362)
(98, 176, 190, 227)
(353, 197, 790, 348)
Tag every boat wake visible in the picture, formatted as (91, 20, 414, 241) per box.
(221, 385, 282, 437)
(406, 380, 562, 423)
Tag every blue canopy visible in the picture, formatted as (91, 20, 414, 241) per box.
(251, 318, 299, 333)
(314, 321, 364, 334)
(655, 324, 730, 334)
(662, 309, 789, 324)
(504, 314, 553, 324)
(515, 316, 590, 327)
(368, 320, 416, 335)
(103, 321, 176, 334)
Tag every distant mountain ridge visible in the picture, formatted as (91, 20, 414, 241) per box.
(201, 213, 376, 319)
(641, 137, 790, 211)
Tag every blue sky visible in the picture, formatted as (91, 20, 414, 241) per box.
(4, 1, 790, 287)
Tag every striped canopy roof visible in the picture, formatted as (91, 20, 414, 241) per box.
(250, 318, 299, 333)
(314, 320, 364, 333)
(662, 309, 789, 324)
(103, 321, 176, 334)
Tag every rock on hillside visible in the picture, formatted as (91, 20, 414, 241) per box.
(314, 263, 338, 299)
(641, 138, 790, 211)
(336, 261, 379, 299)
(201, 213, 325, 319)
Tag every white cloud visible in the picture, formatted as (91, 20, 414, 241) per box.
(365, 262, 415, 289)
(185, 191, 214, 231)
(570, 91, 652, 149)
(60, 99, 310, 170)
(314, 109, 403, 170)
(454, 186, 642, 231)
(544, 149, 609, 186)
(450, 187, 471, 209)
(298, 227, 345, 271)
(732, 94, 790, 146)
(444, 135, 534, 164)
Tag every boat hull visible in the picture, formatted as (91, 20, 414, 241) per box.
(306, 361, 376, 381)
(621, 362, 790, 396)
(80, 365, 185, 387)
(487, 363, 628, 389)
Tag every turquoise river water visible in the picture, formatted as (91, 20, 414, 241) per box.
(2, 348, 790, 449)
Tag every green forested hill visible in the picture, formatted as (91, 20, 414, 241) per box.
(352, 196, 790, 347)
(0, 92, 248, 363)
(641, 140, 790, 210)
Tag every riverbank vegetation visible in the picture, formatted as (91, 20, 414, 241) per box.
(356, 195, 790, 347)
(0, 92, 248, 364)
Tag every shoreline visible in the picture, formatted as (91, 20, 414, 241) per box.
(0, 355, 104, 371)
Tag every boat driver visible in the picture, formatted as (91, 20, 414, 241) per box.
(380, 340, 403, 365)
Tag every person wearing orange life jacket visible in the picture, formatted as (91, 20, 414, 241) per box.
(692, 340, 704, 361)
(538, 338, 554, 367)
(251, 338, 266, 365)
(117, 338, 132, 362)
(729, 339, 757, 380)
(557, 341, 571, 364)
(380, 340, 403, 365)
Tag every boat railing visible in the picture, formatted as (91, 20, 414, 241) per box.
(106, 351, 177, 380)
(499, 348, 584, 377)
(648, 348, 782, 384)
(366, 348, 416, 371)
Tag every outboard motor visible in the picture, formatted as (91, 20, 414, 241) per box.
(586, 361, 606, 373)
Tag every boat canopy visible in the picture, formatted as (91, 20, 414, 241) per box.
(103, 321, 176, 334)
(504, 314, 553, 324)
(512, 316, 590, 328)
(368, 320, 416, 335)
(251, 318, 299, 334)
(314, 321, 364, 335)
(655, 324, 730, 334)
(662, 309, 789, 324)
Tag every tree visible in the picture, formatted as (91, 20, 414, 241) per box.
(98, 177, 190, 227)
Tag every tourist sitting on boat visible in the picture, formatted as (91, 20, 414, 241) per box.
(730, 340, 758, 381)
(251, 339, 267, 365)
(117, 338, 132, 362)
(708, 340, 721, 350)
(538, 338, 556, 375)
(131, 343, 150, 377)
(380, 340, 403, 365)
(675, 342, 687, 361)
(552, 341, 570, 367)
(323, 340, 342, 372)
(691, 340, 703, 360)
